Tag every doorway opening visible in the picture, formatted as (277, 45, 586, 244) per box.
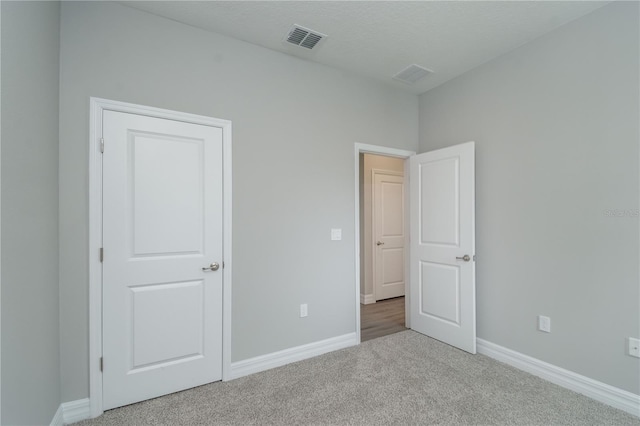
(354, 144, 414, 343)
(361, 295, 406, 342)
(354, 142, 476, 353)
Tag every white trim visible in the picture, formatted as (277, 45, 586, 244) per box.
(50, 398, 94, 425)
(354, 143, 414, 343)
(477, 338, 640, 417)
(360, 293, 375, 305)
(49, 405, 63, 426)
(62, 398, 91, 424)
(221, 112, 233, 383)
(356, 144, 415, 158)
(403, 160, 411, 329)
(89, 97, 232, 417)
(229, 333, 358, 380)
(88, 98, 104, 418)
(371, 169, 403, 177)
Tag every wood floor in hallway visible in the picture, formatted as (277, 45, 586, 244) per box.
(360, 296, 407, 342)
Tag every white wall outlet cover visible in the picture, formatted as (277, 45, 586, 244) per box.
(537, 315, 551, 333)
(300, 303, 308, 318)
(331, 228, 342, 241)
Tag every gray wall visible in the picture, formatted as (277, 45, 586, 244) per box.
(1, 1, 61, 424)
(419, 2, 639, 394)
(58, 1, 418, 401)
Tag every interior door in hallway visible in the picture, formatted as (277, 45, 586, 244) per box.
(409, 142, 476, 354)
(102, 110, 224, 410)
(373, 171, 405, 301)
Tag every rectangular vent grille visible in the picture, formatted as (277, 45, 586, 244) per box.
(393, 64, 433, 84)
(285, 25, 326, 50)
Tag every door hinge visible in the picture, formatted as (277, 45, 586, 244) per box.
(100, 357, 103, 372)
(222, 261, 225, 269)
(99, 247, 104, 263)
(100, 137, 104, 153)
(473, 254, 476, 261)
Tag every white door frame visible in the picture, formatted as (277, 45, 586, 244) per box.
(354, 143, 415, 343)
(89, 98, 233, 418)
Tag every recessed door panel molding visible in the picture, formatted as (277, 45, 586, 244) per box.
(419, 261, 460, 325)
(373, 171, 406, 301)
(381, 180, 404, 237)
(410, 142, 476, 354)
(419, 157, 460, 247)
(382, 248, 404, 285)
(130, 280, 205, 370)
(130, 132, 206, 257)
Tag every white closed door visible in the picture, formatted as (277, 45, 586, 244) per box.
(409, 142, 476, 354)
(102, 110, 224, 410)
(373, 172, 406, 300)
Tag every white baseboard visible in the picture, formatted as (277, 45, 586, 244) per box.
(49, 404, 64, 426)
(57, 398, 91, 425)
(360, 293, 375, 305)
(477, 338, 640, 417)
(55, 338, 637, 422)
(229, 332, 358, 380)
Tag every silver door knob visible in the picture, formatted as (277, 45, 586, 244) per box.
(376, 241, 384, 246)
(202, 262, 220, 271)
(456, 255, 471, 262)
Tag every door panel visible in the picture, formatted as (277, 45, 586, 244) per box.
(132, 135, 204, 255)
(381, 180, 403, 235)
(420, 261, 460, 325)
(130, 280, 204, 368)
(382, 248, 404, 284)
(102, 110, 223, 410)
(374, 172, 405, 300)
(410, 142, 475, 354)
(419, 157, 459, 246)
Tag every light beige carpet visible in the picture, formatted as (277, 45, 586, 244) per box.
(76, 331, 639, 425)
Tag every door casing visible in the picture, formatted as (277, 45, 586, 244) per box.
(89, 98, 233, 418)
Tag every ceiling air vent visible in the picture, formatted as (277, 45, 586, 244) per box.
(393, 64, 433, 84)
(285, 24, 326, 50)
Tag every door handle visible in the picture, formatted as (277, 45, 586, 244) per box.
(456, 255, 471, 262)
(202, 262, 220, 271)
(376, 241, 384, 246)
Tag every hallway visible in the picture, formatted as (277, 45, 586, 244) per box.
(360, 296, 407, 342)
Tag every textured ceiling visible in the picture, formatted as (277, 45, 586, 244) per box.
(120, 1, 609, 94)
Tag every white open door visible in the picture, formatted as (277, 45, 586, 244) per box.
(409, 142, 476, 354)
(102, 110, 224, 409)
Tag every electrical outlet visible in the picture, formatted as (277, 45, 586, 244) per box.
(331, 229, 342, 241)
(538, 315, 551, 333)
(300, 303, 308, 318)
(628, 338, 640, 358)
